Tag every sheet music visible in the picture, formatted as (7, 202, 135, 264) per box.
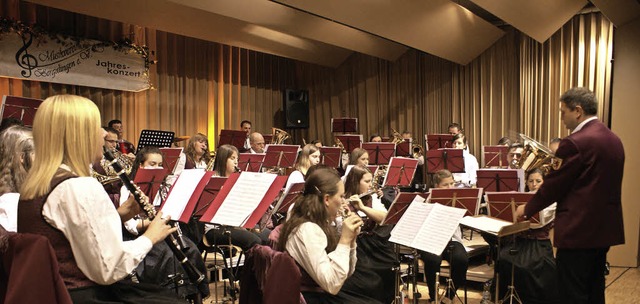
(459, 216, 512, 234)
(389, 201, 432, 246)
(210, 172, 276, 226)
(162, 169, 207, 221)
(413, 204, 466, 255)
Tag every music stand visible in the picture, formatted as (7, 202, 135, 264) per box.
(137, 130, 175, 154)
(159, 147, 183, 174)
(1, 95, 42, 127)
(427, 188, 482, 217)
(331, 117, 358, 133)
(218, 129, 247, 150)
(426, 149, 465, 174)
(476, 169, 525, 192)
(320, 146, 342, 168)
(362, 142, 395, 166)
(133, 167, 169, 205)
(160, 170, 214, 223)
(335, 134, 363, 153)
(367, 165, 379, 175)
(381, 193, 426, 226)
(193, 177, 228, 217)
(484, 192, 540, 228)
(383, 157, 419, 188)
(263, 144, 299, 169)
(426, 134, 453, 150)
(238, 153, 265, 172)
(396, 138, 412, 157)
(482, 145, 510, 168)
(262, 133, 273, 144)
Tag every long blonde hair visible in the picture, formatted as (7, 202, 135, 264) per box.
(20, 95, 103, 199)
(295, 144, 319, 175)
(0, 126, 34, 195)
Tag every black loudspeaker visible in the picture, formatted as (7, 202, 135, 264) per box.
(284, 89, 309, 129)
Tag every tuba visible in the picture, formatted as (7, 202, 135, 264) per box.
(271, 127, 291, 144)
(514, 133, 562, 175)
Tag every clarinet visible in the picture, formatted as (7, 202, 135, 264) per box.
(104, 151, 205, 284)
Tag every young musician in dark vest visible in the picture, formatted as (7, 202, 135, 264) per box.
(18, 95, 182, 303)
(184, 133, 211, 169)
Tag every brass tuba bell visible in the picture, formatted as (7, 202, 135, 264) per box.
(271, 127, 291, 144)
(514, 133, 562, 175)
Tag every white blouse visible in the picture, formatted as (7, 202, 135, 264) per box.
(285, 222, 357, 295)
(0, 192, 19, 232)
(452, 150, 479, 187)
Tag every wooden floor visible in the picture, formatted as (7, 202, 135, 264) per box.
(203, 266, 640, 304)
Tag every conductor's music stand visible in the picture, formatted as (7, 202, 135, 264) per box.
(238, 153, 265, 172)
(335, 134, 363, 153)
(159, 147, 183, 174)
(1, 95, 42, 127)
(320, 146, 342, 168)
(427, 188, 482, 217)
(331, 117, 358, 133)
(396, 138, 412, 157)
(362, 142, 395, 166)
(137, 130, 175, 153)
(426, 134, 453, 150)
(482, 145, 510, 168)
(133, 167, 170, 206)
(219, 129, 248, 151)
(383, 157, 419, 188)
(484, 192, 540, 228)
(426, 149, 465, 174)
(263, 144, 299, 170)
(476, 169, 525, 192)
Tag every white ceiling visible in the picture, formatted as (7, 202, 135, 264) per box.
(23, 0, 640, 68)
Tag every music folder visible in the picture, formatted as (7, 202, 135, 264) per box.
(133, 167, 169, 206)
(193, 177, 228, 217)
(238, 153, 265, 172)
(482, 145, 510, 168)
(484, 192, 541, 228)
(160, 169, 214, 223)
(331, 117, 358, 133)
(362, 142, 395, 166)
(476, 169, 525, 192)
(200, 172, 288, 228)
(159, 147, 183, 174)
(425, 148, 465, 174)
(389, 199, 467, 256)
(459, 216, 530, 237)
(335, 134, 363, 153)
(1, 95, 43, 127)
(320, 146, 342, 168)
(382, 157, 419, 188)
(427, 188, 483, 217)
(425, 133, 453, 150)
(380, 192, 427, 226)
(218, 129, 248, 150)
(263, 144, 299, 168)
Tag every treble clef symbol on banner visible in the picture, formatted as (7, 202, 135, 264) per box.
(15, 31, 38, 78)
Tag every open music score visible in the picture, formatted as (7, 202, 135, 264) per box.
(482, 145, 510, 168)
(133, 167, 170, 206)
(238, 153, 266, 172)
(263, 144, 299, 169)
(159, 147, 183, 174)
(320, 146, 342, 168)
(1, 95, 42, 127)
(331, 117, 358, 133)
(199, 172, 288, 228)
(362, 142, 395, 166)
(381, 192, 427, 226)
(427, 188, 483, 217)
(193, 177, 228, 217)
(425, 148, 464, 174)
(335, 134, 363, 153)
(425, 134, 453, 150)
(396, 138, 412, 157)
(160, 169, 214, 222)
(459, 216, 530, 236)
(484, 192, 541, 228)
(218, 129, 248, 150)
(383, 157, 419, 187)
(476, 169, 525, 192)
(389, 198, 467, 256)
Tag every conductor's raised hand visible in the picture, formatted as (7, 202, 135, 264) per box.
(142, 211, 178, 245)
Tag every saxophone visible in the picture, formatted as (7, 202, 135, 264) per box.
(205, 151, 217, 171)
(92, 150, 133, 184)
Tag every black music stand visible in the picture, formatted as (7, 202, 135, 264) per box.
(476, 169, 524, 192)
(331, 117, 358, 133)
(1, 95, 42, 127)
(238, 153, 265, 172)
(383, 157, 419, 188)
(335, 134, 363, 153)
(427, 188, 482, 217)
(193, 177, 228, 218)
(159, 148, 183, 174)
(482, 145, 510, 168)
(133, 167, 169, 206)
(426, 134, 454, 150)
(263, 144, 299, 169)
(320, 146, 342, 168)
(426, 149, 465, 174)
(137, 130, 175, 153)
(396, 138, 412, 157)
(362, 142, 395, 166)
(218, 129, 247, 150)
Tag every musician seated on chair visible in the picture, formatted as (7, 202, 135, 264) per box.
(277, 167, 383, 303)
(18, 95, 182, 303)
(184, 133, 211, 170)
(451, 133, 479, 188)
(241, 120, 252, 152)
(507, 142, 524, 169)
(107, 119, 136, 159)
(419, 169, 469, 304)
(285, 144, 321, 192)
(90, 127, 125, 207)
(249, 132, 266, 154)
(369, 134, 382, 143)
(0, 125, 33, 232)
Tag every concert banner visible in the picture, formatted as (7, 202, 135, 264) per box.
(0, 19, 151, 92)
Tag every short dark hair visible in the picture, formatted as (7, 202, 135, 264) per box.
(432, 169, 453, 188)
(448, 123, 461, 130)
(103, 127, 119, 135)
(560, 87, 598, 115)
(240, 120, 252, 128)
(497, 137, 512, 146)
(369, 133, 381, 141)
(107, 119, 122, 128)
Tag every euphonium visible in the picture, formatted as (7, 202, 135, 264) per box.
(271, 127, 291, 144)
(412, 143, 424, 159)
(514, 133, 562, 175)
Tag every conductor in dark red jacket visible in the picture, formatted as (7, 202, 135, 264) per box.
(517, 87, 625, 304)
